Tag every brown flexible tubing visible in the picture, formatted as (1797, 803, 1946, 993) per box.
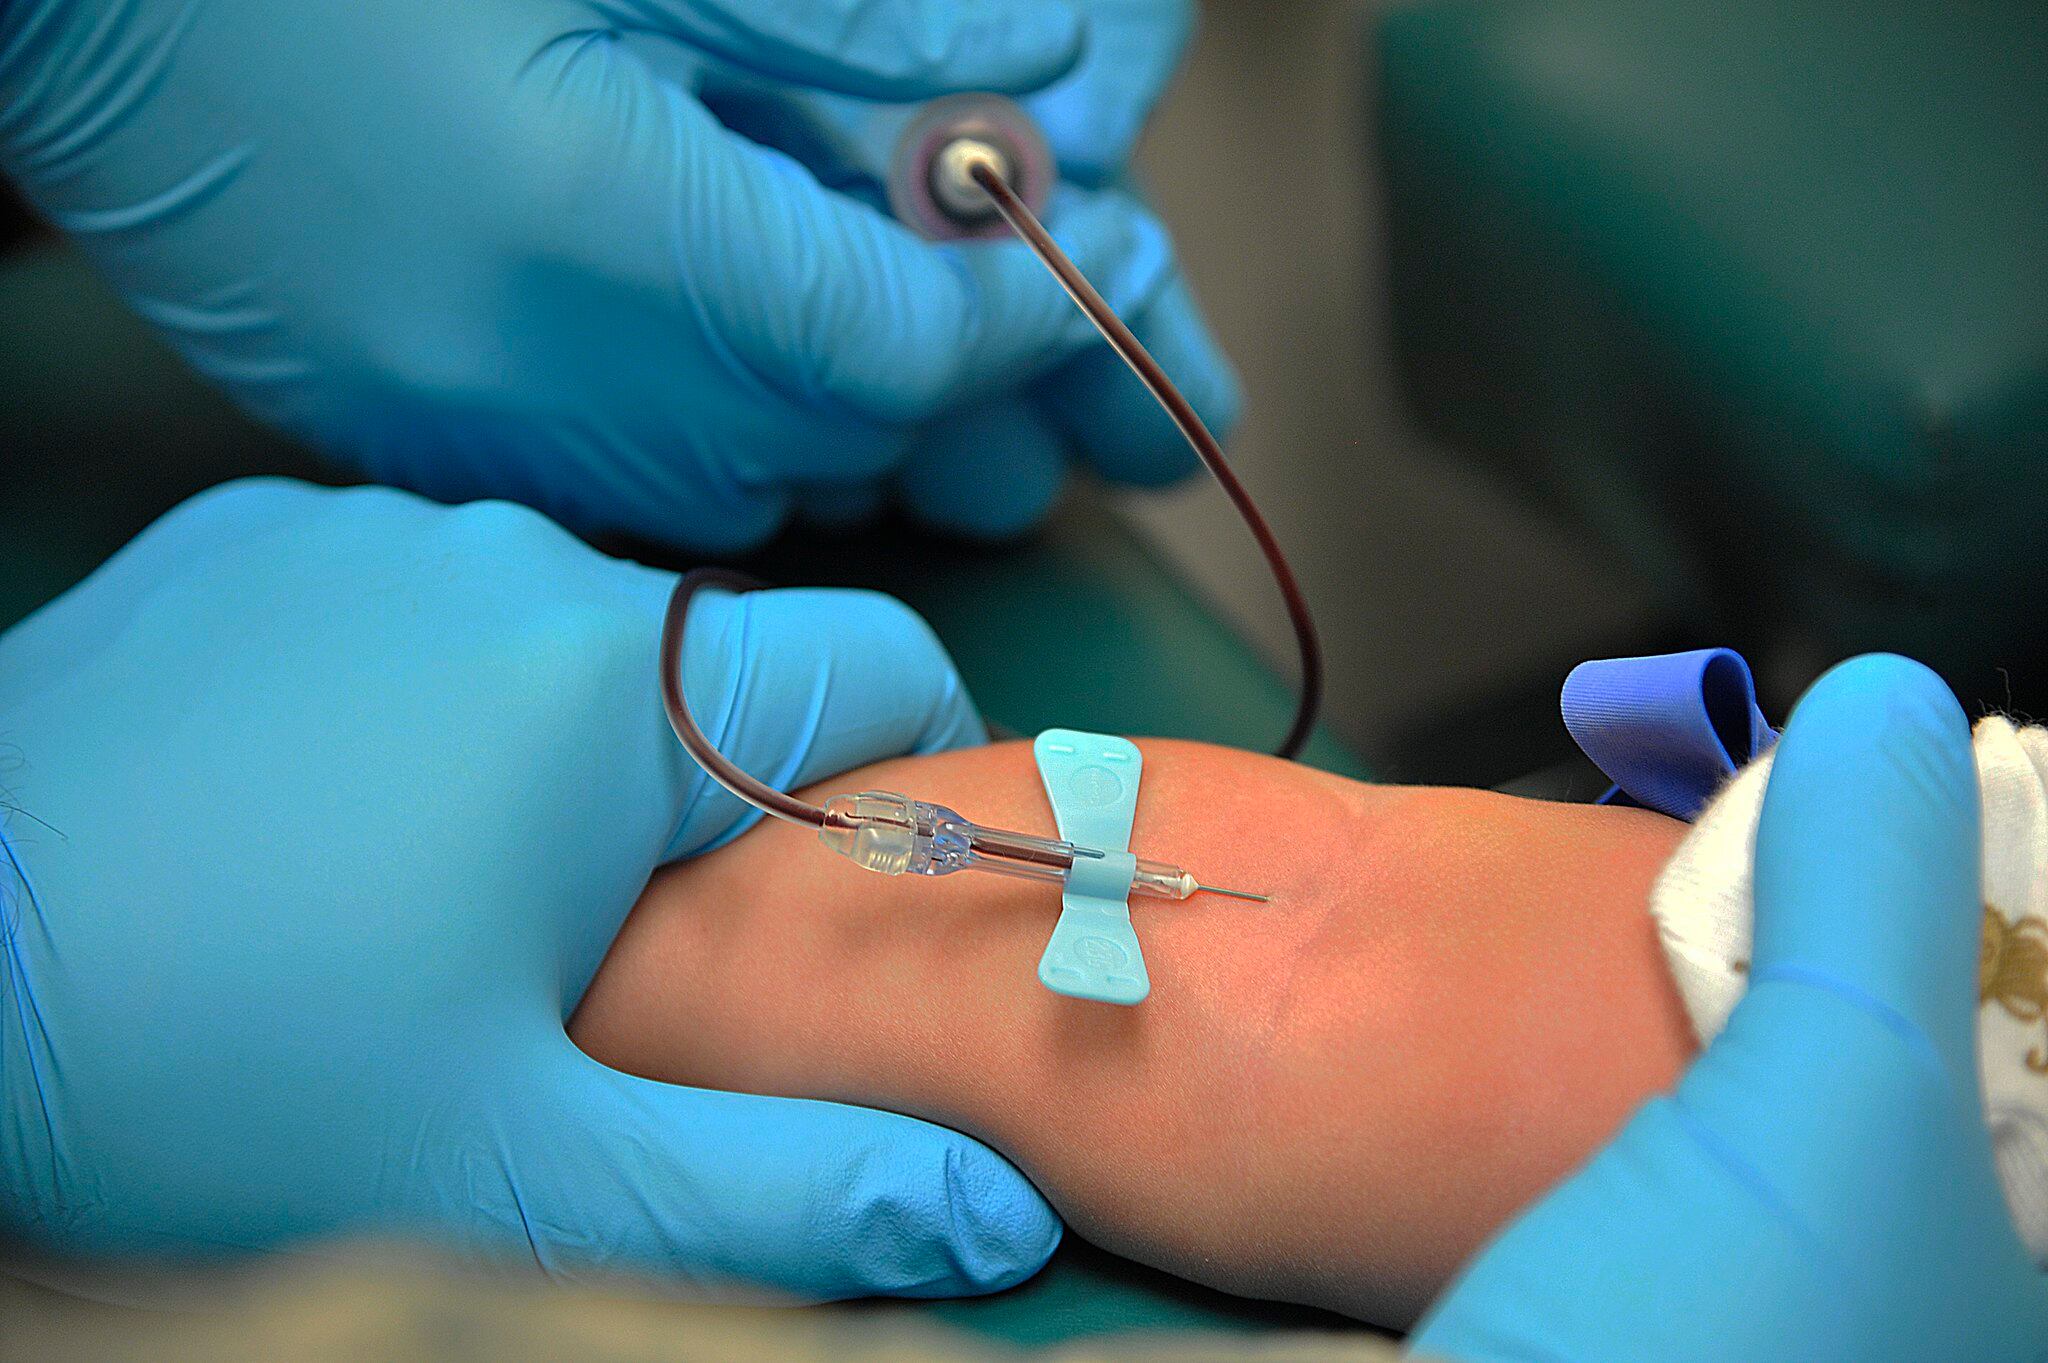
(659, 165, 1326, 825)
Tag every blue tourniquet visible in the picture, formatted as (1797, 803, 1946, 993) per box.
(1561, 649, 1779, 820)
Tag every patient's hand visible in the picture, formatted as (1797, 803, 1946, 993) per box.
(570, 741, 1692, 1326)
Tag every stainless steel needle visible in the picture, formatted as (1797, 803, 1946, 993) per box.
(1194, 884, 1270, 903)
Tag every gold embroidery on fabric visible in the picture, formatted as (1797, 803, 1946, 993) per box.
(1981, 904, 2048, 1073)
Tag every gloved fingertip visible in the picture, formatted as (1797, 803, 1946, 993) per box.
(749, 585, 987, 765)
(1190, 326, 1245, 444)
(898, 403, 1066, 542)
(822, 587, 984, 754)
(1752, 652, 1981, 1052)
(947, 0, 1088, 97)
(861, 190, 1171, 423)
(903, 1136, 1062, 1297)
(1769, 653, 1975, 831)
(902, 465, 1066, 542)
(1803, 652, 1971, 741)
(1035, 187, 1174, 322)
(829, 0, 1086, 100)
(1019, 2, 1195, 180)
(633, 0, 1083, 103)
(1041, 273, 1238, 488)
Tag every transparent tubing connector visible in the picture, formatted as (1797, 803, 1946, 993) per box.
(819, 792, 1205, 901)
(886, 93, 1054, 242)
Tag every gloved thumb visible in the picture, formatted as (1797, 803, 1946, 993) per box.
(584, 0, 1086, 102)
(1410, 654, 2039, 1362)
(664, 583, 985, 858)
(1748, 653, 1981, 1078)
(466, 1030, 1060, 1299)
(1649, 653, 2042, 1358)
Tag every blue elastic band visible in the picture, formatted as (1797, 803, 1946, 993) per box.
(1561, 649, 1778, 820)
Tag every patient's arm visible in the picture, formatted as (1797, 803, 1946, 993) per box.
(570, 741, 1692, 1327)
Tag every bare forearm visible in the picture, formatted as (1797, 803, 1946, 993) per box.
(571, 741, 1692, 1324)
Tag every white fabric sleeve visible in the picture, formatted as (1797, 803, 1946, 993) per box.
(1648, 716, 2048, 1265)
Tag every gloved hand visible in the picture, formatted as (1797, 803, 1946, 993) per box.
(883, 0, 1243, 539)
(1412, 655, 2048, 1360)
(0, 0, 1214, 550)
(0, 479, 1058, 1297)
(762, 0, 1240, 538)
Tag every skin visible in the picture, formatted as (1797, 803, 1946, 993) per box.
(571, 741, 1693, 1327)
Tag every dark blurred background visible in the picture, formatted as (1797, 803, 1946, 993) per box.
(1130, 0, 1661, 785)
(1135, 0, 2046, 784)
(5, 0, 2044, 789)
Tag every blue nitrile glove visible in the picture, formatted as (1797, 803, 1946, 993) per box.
(888, 0, 1243, 539)
(0, 479, 1058, 1297)
(0, 0, 1192, 551)
(727, 0, 1243, 539)
(1413, 655, 2048, 1361)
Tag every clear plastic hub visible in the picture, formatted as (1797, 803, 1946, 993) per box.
(819, 791, 1202, 900)
(887, 93, 1054, 242)
(928, 137, 1011, 223)
(818, 791, 981, 877)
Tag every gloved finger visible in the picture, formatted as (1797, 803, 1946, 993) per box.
(668, 115, 1179, 440)
(1668, 958, 2019, 1326)
(1035, 268, 1239, 487)
(532, 46, 1177, 468)
(666, 583, 986, 859)
(583, 0, 1084, 103)
(1418, 658, 2037, 1360)
(1023, 0, 1197, 184)
(1750, 653, 1982, 1066)
(1650, 654, 2008, 1306)
(895, 398, 1068, 541)
(465, 1033, 1060, 1298)
(509, 46, 1174, 522)
(1409, 1089, 1858, 1359)
(1414, 1059, 2046, 1360)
